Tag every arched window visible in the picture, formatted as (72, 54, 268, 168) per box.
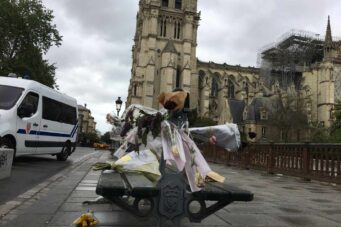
(174, 21, 181, 39)
(199, 70, 205, 89)
(173, 21, 177, 39)
(159, 19, 163, 36)
(243, 110, 248, 120)
(177, 21, 181, 39)
(175, 0, 182, 9)
(162, 0, 169, 7)
(244, 81, 249, 95)
(176, 67, 181, 88)
(211, 76, 218, 97)
(133, 84, 137, 96)
(227, 79, 235, 98)
(159, 18, 167, 37)
(262, 127, 267, 138)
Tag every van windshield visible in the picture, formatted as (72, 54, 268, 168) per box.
(0, 85, 24, 110)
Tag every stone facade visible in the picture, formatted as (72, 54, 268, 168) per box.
(78, 104, 97, 134)
(127, 1, 341, 142)
(127, 0, 199, 110)
(301, 17, 341, 129)
(196, 60, 259, 123)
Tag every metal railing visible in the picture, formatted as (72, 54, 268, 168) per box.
(201, 143, 341, 184)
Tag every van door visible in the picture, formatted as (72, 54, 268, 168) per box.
(16, 91, 40, 155)
(37, 96, 63, 154)
(60, 103, 78, 145)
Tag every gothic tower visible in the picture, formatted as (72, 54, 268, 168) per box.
(317, 16, 337, 127)
(127, 0, 200, 109)
(323, 16, 336, 60)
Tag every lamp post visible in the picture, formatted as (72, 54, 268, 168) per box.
(115, 97, 123, 117)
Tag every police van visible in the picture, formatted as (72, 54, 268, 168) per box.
(0, 76, 78, 161)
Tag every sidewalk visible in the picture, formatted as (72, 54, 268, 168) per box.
(0, 150, 106, 227)
(1, 149, 341, 227)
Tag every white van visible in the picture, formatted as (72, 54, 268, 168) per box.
(0, 76, 78, 161)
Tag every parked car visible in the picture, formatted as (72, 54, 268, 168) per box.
(93, 143, 110, 150)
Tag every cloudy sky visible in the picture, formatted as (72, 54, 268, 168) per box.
(42, 0, 341, 134)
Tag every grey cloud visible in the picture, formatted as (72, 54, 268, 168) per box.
(48, 0, 138, 42)
(197, 0, 341, 66)
(41, 0, 341, 133)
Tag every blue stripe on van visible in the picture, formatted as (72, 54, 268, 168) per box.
(37, 131, 70, 137)
(70, 124, 78, 137)
(17, 123, 78, 138)
(71, 125, 78, 137)
(17, 129, 27, 134)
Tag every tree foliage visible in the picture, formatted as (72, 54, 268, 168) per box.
(311, 102, 341, 143)
(269, 94, 308, 142)
(78, 132, 100, 147)
(188, 109, 217, 127)
(0, 0, 62, 87)
(101, 132, 112, 144)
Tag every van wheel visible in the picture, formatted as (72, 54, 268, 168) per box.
(56, 144, 70, 161)
(1, 137, 16, 161)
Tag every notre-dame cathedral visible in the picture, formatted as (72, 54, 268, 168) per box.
(127, 0, 341, 142)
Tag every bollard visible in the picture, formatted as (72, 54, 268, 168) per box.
(0, 148, 14, 179)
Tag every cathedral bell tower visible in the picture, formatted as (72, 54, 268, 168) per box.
(127, 0, 200, 109)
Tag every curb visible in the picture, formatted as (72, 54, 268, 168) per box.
(0, 151, 100, 219)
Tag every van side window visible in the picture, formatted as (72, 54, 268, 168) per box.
(43, 97, 61, 122)
(43, 96, 77, 125)
(20, 92, 39, 115)
(60, 103, 77, 125)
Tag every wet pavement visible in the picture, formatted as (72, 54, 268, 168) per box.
(1, 149, 341, 226)
(0, 147, 97, 205)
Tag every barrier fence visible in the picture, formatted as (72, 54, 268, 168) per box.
(201, 143, 341, 184)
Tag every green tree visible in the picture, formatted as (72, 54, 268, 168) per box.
(101, 132, 111, 144)
(269, 94, 309, 142)
(78, 132, 100, 147)
(325, 103, 341, 142)
(308, 102, 341, 143)
(0, 0, 62, 87)
(188, 109, 217, 127)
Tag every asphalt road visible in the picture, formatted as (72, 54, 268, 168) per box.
(0, 147, 97, 205)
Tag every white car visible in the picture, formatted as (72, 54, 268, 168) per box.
(0, 76, 78, 161)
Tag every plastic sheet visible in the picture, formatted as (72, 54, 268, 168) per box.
(115, 149, 161, 180)
(189, 123, 241, 151)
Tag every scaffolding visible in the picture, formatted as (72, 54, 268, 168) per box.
(257, 29, 326, 90)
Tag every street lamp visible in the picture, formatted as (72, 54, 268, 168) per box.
(115, 97, 123, 116)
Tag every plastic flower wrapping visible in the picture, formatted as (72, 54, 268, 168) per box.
(96, 104, 241, 192)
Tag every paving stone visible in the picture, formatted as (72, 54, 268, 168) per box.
(4, 152, 341, 227)
(60, 202, 114, 212)
(277, 214, 340, 226)
(69, 190, 98, 198)
(181, 213, 229, 226)
(2, 214, 51, 227)
(215, 209, 288, 226)
(48, 211, 154, 226)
